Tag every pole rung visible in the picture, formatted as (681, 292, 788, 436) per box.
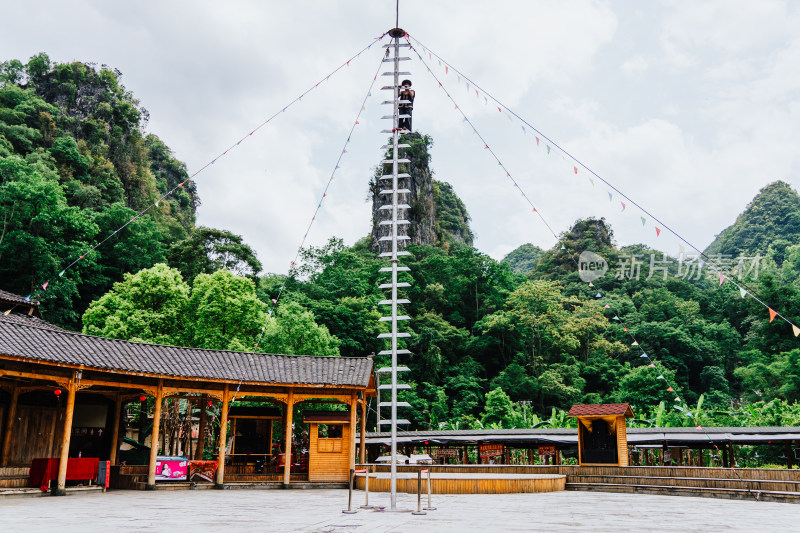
(379, 402, 411, 408)
(378, 419, 411, 424)
(377, 384, 411, 390)
(378, 251, 412, 258)
(378, 299, 410, 305)
(382, 43, 410, 48)
(379, 315, 410, 321)
(376, 366, 410, 372)
(378, 349, 411, 355)
(379, 189, 412, 195)
(381, 72, 412, 76)
(382, 159, 410, 164)
(377, 332, 411, 338)
(379, 173, 411, 179)
(379, 266, 411, 271)
(379, 282, 411, 288)
(378, 220, 411, 227)
(378, 236, 410, 242)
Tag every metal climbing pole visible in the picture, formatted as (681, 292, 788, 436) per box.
(376, 26, 413, 511)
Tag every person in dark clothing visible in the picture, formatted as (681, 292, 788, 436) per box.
(398, 79, 414, 131)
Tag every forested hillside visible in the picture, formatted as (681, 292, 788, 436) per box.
(0, 54, 259, 328)
(3, 54, 800, 438)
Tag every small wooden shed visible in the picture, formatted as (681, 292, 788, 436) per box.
(303, 411, 354, 483)
(568, 403, 634, 467)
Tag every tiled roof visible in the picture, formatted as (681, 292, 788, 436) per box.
(0, 289, 39, 306)
(0, 317, 373, 388)
(0, 312, 68, 332)
(567, 403, 634, 417)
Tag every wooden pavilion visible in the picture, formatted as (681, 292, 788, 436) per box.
(0, 290, 375, 494)
(567, 403, 634, 467)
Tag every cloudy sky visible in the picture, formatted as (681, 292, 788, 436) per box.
(3, 1, 799, 273)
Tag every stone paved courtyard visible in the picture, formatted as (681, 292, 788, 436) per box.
(0, 489, 796, 532)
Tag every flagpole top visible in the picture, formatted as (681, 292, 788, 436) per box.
(388, 27, 406, 38)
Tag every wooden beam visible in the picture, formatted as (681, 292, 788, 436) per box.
(215, 384, 230, 488)
(146, 380, 164, 490)
(109, 394, 123, 465)
(359, 399, 366, 464)
(283, 388, 294, 485)
(0, 382, 19, 466)
(54, 375, 77, 496)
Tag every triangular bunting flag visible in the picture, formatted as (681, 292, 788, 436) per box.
(719, 273, 725, 286)
(793, 324, 800, 337)
(649, 363, 656, 368)
(631, 341, 638, 346)
(641, 216, 646, 226)
(667, 387, 674, 392)
(621, 202, 626, 211)
(588, 282, 594, 287)
(657, 375, 666, 380)
(640, 353, 648, 358)
(535, 137, 540, 145)
(655, 227, 661, 237)
(546, 145, 551, 154)
(589, 177, 595, 186)
(623, 327, 628, 332)
(574, 166, 578, 174)
(740, 287, 747, 298)
(612, 316, 620, 321)
(595, 293, 603, 298)
(769, 308, 777, 323)
(608, 192, 613, 201)
(604, 304, 610, 309)
(41, 282, 48, 291)
(58, 270, 65, 277)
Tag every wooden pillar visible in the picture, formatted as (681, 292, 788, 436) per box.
(146, 381, 163, 490)
(0, 383, 19, 466)
(463, 446, 468, 465)
(54, 377, 78, 496)
(215, 385, 230, 488)
(282, 388, 294, 485)
(729, 443, 736, 467)
(555, 449, 562, 466)
(109, 394, 123, 465)
(722, 445, 729, 468)
(196, 395, 207, 460)
(349, 393, 358, 470)
(359, 399, 366, 464)
(268, 419, 274, 458)
(786, 441, 794, 470)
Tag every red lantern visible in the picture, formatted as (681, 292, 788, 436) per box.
(54, 389, 61, 396)
(139, 395, 147, 402)
(208, 400, 213, 406)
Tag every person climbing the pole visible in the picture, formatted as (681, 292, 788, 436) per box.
(398, 79, 414, 131)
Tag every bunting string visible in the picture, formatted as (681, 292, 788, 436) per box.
(252, 47, 385, 350)
(6, 33, 388, 316)
(405, 37, 559, 241)
(407, 33, 800, 340)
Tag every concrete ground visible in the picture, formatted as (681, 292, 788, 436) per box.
(0, 489, 796, 532)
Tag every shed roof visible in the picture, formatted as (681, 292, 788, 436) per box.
(567, 403, 634, 418)
(0, 316, 372, 388)
(303, 411, 352, 424)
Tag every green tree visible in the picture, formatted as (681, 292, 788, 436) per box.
(481, 388, 519, 428)
(82, 263, 189, 345)
(259, 300, 340, 357)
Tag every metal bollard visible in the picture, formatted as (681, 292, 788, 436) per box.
(411, 469, 426, 515)
(423, 468, 436, 511)
(342, 468, 357, 514)
(360, 465, 373, 509)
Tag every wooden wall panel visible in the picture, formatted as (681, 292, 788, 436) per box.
(8, 405, 58, 465)
(308, 422, 351, 482)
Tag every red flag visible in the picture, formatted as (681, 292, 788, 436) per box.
(41, 282, 48, 290)
(445, 66, 448, 74)
(667, 387, 674, 392)
(719, 273, 725, 286)
(574, 167, 578, 174)
(769, 308, 777, 323)
(532, 208, 536, 212)
(535, 137, 540, 145)
(484, 144, 489, 149)
(623, 327, 628, 331)
(497, 107, 502, 112)
(355, 120, 360, 125)
(655, 227, 661, 237)
(621, 202, 626, 211)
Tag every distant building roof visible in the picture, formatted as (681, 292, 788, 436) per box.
(0, 316, 372, 388)
(0, 289, 41, 318)
(567, 403, 634, 418)
(0, 312, 67, 332)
